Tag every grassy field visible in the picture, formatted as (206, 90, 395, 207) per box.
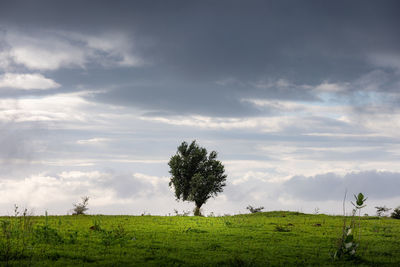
(1, 211, 399, 266)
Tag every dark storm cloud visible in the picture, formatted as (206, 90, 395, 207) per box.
(283, 171, 400, 201)
(92, 80, 319, 117)
(1, 0, 400, 115)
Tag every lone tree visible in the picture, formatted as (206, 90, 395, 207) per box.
(168, 140, 227, 216)
(72, 196, 89, 215)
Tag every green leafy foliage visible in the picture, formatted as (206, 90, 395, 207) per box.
(90, 217, 103, 231)
(391, 207, 400, 219)
(168, 140, 227, 215)
(351, 193, 367, 209)
(334, 227, 358, 259)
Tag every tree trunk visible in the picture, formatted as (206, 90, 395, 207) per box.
(194, 204, 202, 216)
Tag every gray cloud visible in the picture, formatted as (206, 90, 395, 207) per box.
(0, 121, 46, 160)
(1, 1, 399, 116)
(0, 121, 50, 181)
(100, 172, 170, 199)
(92, 82, 317, 117)
(283, 171, 400, 201)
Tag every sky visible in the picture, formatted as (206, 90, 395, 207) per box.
(1, 0, 400, 216)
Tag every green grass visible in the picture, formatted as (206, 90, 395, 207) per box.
(1, 211, 399, 266)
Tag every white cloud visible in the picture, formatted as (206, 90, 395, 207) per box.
(0, 91, 92, 123)
(314, 81, 348, 92)
(139, 104, 355, 135)
(76, 138, 111, 145)
(242, 98, 349, 116)
(9, 38, 86, 70)
(3, 30, 143, 71)
(0, 170, 170, 214)
(133, 172, 169, 187)
(0, 73, 60, 90)
(58, 171, 105, 180)
(231, 171, 275, 185)
(140, 114, 288, 132)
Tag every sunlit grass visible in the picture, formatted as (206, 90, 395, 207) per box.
(0, 211, 399, 266)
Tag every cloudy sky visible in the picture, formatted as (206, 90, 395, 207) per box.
(1, 0, 400, 216)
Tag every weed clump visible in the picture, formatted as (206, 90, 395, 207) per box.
(0, 206, 35, 263)
(90, 218, 103, 231)
(34, 211, 63, 245)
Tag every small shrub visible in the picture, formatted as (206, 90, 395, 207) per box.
(72, 196, 89, 215)
(100, 224, 130, 255)
(246, 205, 264, 213)
(375, 206, 391, 217)
(391, 207, 400, 219)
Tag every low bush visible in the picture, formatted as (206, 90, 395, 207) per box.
(391, 207, 400, 219)
(246, 205, 264, 213)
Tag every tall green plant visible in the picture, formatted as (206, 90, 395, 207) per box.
(333, 192, 367, 260)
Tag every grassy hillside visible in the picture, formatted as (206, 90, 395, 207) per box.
(1, 211, 399, 266)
